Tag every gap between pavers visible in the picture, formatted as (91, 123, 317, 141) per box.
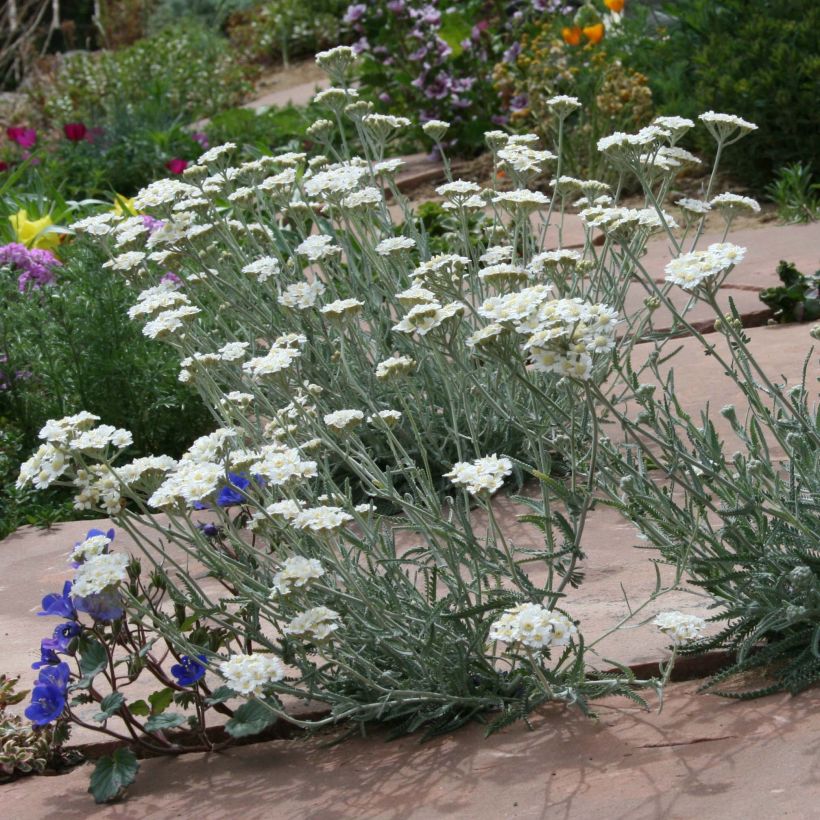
(2, 681, 817, 819)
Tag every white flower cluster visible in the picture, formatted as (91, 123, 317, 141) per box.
(242, 257, 281, 283)
(70, 533, 112, 563)
(664, 243, 746, 291)
(710, 193, 760, 214)
(296, 234, 342, 262)
(71, 552, 129, 598)
(324, 409, 364, 432)
(283, 606, 341, 642)
(219, 653, 285, 696)
(242, 335, 306, 381)
(393, 301, 464, 336)
(292, 506, 353, 533)
(128, 282, 188, 320)
(489, 603, 578, 650)
(375, 354, 415, 380)
(271, 556, 325, 596)
(653, 611, 706, 644)
(445, 455, 512, 496)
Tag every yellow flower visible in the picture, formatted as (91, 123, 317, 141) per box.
(9, 209, 60, 250)
(604, 0, 625, 12)
(112, 195, 137, 216)
(562, 26, 583, 46)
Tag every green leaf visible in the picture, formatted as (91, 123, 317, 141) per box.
(128, 699, 150, 717)
(147, 687, 174, 715)
(224, 699, 277, 738)
(88, 748, 139, 804)
(79, 640, 108, 681)
(204, 685, 234, 705)
(144, 712, 186, 732)
(439, 11, 471, 57)
(93, 691, 125, 722)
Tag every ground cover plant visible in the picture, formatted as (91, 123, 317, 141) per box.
(8, 39, 819, 808)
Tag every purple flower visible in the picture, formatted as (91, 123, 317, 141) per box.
(32, 639, 61, 670)
(196, 521, 222, 538)
(510, 93, 529, 112)
(7, 126, 37, 149)
(424, 75, 452, 100)
(0, 242, 61, 293)
(38, 581, 76, 619)
(141, 215, 164, 234)
(52, 621, 82, 652)
(74, 588, 124, 622)
(191, 131, 209, 149)
(352, 36, 370, 54)
(387, 0, 405, 13)
(503, 42, 521, 63)
(160, 272, 182, 286)
(216, 472, 255, 507)
(408, 45, 429, 61)
(25, 662, 69, 726)
(171, 654, 207, 686)
(378, 92, 392, 104)
(343, 3, 367, 23)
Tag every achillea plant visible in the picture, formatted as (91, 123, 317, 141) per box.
(15, 46, 819, 803)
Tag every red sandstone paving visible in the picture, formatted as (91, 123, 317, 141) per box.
(1, 682, 817, 819)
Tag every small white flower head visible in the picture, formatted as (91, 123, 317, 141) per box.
(445, 454, 512, 496)
(242, 257, 281, 283)
(279, 281, 326, 310)
(546, 95, 581, 117)
(70, 533, 113, 563)
(196, 142, 236, 166)
(283, 606, 341, 642)
(271, 555, 324, 596)
(422, 120, 450, 141)
(436, 179, 482, 203)
(242, 346, 302, 380)
(72, 552, 129, 598)
(710, 192, 761, 215)
(368, 409, 402, 428)
(699, 111, 757, 143)
(493, 189, 550, 212)
(324, 409, 365, 433)
(315, 45, 357, 81)
(375, 236, 417, 256)
(664, 243, 745, 291)
(676, 198, 711, 216)
(392, 301, 464, 336)
(320, 298, 364, 319)
(296, 234, 342, 262)
(142, 305, 201, 340)
(292, 505, 354, 533)
(653, 611, 706, 644)
(489, 603, 578, 651)
(219, 653, 285, 696)
(218, 341, 250, 361)
(466, 323, 507, 349)
(103, 251, 146, 272)
(376, 354, 415, 380)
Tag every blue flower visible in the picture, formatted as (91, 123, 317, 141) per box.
(74, 588, 123, 622)
(170, 654, 207, 686)
(25, 662, 70, 726)
(216, 472, 251, 507)
(31, 638, 61, 670)
(38, 581, 76, 619)
(52, 621, 82, 652)
(80, 527, 115, 544)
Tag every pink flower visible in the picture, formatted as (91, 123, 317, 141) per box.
(7, 126, 37, 149)
(63, 123, 88, 142)
(165, 158, 188, 174)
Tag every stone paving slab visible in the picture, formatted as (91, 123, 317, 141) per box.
(245, 77, 330, 110)
(2, 682, 817, 819)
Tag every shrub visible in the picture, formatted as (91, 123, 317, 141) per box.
(633, 0, 820, 191)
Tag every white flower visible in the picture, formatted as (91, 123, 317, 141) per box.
(375, 236, 416, 256)
(341, 187, 383, 209)
(142, 306, 201, 339)
(676, 198, 711, 215)
(436, 180, 481, 199)
(242, 257, 281, 282)
(71, 212, 119, 235)
(320, 298, 364, 318)
(243, 346, 301, 379)
(493, 189, 549, 210)
(283, 606, 341, 642)
(103, 251, 145, 272)
(479, 245, 513, 265)
(653, 611, 706, 644)
(69, 425, 133, 452)
(497, 144, 555, 175)
(296, 234, 342, 261)
(368, 409, 402, 427)
(250, 446, 317, 485)
(218, 341, 250, 361)
(393, 301, 464, 336)
(304, 163, 368, 199)
(292, 506, 353, 532)
(445, 455, 512, 496)
(546, 95, 581, 114)
(489, 603, 578, 651)
(478, 285, 551, 323)
(664, 243, 745, 290)
(196, 142, 236, 165)
(422, 120, 450, 140)
(699, 111, 757, 138)
(478, 263, 529, 284)
(375, 355, 415, 380)
(219, 653, 284, 695)
(324, 409, 364, 432)
(70, 534, 112, 563)
(72, 552, 129, 598)
(710, 193, 761, 214)
(271, 555, 324, 595)
(279, 281, 326, 309)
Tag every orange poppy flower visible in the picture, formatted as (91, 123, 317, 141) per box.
(562, 26, 583, 46)
(583, 23, 605, 44)
(604, 0, 625, 12)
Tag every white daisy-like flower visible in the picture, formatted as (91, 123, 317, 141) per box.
(710, 192, 761, 214)
(292, 506, 353, 533)
(71, 552, 129, 598)
(375, 236, 416, 256)
(445, 454, 512, 496)
(242, 257, 281, 282)
(279, 281, 326, 309)
(283, 606, 341, 642)
(653, 611, 706, 644)
(324, 409, 364, 432)
(271, 555, 324, 595)
(296, 234, 342, 261)
(219, 653, 284, 696)
(489, 603, 577, 650)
